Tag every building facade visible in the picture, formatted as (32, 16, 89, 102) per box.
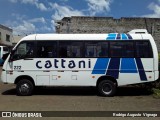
(56, 16, 160, 51)
(13, 35, 25, 47)
(0, 24, 13, 47)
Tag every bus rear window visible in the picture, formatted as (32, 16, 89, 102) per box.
(135, 41, 153, 58)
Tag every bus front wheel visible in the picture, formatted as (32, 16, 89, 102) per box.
(97, 80, 117, 97)
(16, 79, 34, 96)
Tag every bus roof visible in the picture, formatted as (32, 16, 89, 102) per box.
(20, 29, 152, 41)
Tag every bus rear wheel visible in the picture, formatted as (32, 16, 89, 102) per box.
(97, 80, 116, 97)
(16, 79, 34, 96)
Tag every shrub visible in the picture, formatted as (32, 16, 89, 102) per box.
(152, 88, 160, 98)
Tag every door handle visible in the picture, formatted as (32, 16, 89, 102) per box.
(17, 70, 24, 72)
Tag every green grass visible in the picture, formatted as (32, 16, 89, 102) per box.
(152, 88, 160, 98)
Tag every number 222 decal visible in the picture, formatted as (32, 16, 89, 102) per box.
(14, 66, 21, 70)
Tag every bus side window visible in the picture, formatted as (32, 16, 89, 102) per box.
(37, 41, 57, 58)
(110, 41, 134, 58)
(85, 42, 96, 57)
(38, 46, 48, 58)
(59, 41, 83, 58)
(59, 47, 67, 58)
(97, 42, 108, 57)
(85, 41, 108, 58)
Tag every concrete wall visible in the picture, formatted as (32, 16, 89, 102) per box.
(56, 17, 160, 51)
(0, 24, 13, 46)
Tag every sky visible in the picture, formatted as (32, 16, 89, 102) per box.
(0, 0, 160, 35)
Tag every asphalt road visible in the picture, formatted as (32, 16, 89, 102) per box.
(0, 67, 160, 120)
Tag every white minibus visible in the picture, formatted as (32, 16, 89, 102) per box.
(1, 29, 159, 96)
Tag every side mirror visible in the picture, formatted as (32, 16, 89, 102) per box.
(8, 49, 16, 62)
(10, 49, 16, 55)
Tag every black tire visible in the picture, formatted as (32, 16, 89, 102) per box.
(97, 80, 117, 97)
(16, 79, 34, 96)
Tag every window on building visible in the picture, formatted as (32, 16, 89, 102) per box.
(110, 41, 134, 57)
(6, 34, 10, 42)
(85, 41, 108, 57)
(135, 41, 153, 58)
(36, 41, 57, 58)
(59, 41, 83, 58)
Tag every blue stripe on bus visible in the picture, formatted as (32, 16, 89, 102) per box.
(104, 33, 147, 81)
(107, 33, 132, 40)
(135, 58, 147, 81)
(92, 58, 109, 74)
(116, 34, 121, 40)
(106, 33, 117, 40)
(120, 58, 138, 73)
(106, 58, 120, 79)
(126, 34, 132, 39)
(121, 33, 128, 40)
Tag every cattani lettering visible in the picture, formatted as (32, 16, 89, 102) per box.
(36, 59, 91, 69)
